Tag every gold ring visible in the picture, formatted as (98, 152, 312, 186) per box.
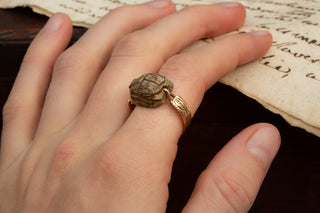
(163, 89, 192, 131)
(129, 73, 192, 131)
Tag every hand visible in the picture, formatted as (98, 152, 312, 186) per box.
(0, 1, 280, 212)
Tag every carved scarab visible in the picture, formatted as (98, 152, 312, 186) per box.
(129, 73, 174, 108)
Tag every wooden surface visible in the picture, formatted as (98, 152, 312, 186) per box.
(0, 7, 319, 213)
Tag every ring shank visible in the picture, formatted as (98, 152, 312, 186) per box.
(170, 95, 192, 131)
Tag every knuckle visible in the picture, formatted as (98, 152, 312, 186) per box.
(92, 143, 170, 186)
(162, 54, 197, 75)
(181, 5, 207, 16)
(20, 53, 36, 69)
(53, 48, 89, 79)
(209, 168, 254, 212)
(2, 97, 26, 124)
(112, 32, 147, 57)
(179, 5, 213, 35)
(93, 144, 126, 179)
(93, 143, 148, 182)
(161, 54, 206, 92)
(50, 139, 77, 174)
(107, 4, 131, 17)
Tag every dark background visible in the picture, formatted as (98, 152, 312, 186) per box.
(0, 7, 319, 213)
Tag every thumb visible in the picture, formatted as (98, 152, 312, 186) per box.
(182, 123, 281, 213)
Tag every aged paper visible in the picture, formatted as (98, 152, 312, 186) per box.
(0, 0, 213, 27)
(1, 0, 320, 137)
(218, 0, 320, 137)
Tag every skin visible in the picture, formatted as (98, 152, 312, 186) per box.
(0, 1, 281, 212)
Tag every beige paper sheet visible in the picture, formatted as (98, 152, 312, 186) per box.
(1, 0, 320, 137)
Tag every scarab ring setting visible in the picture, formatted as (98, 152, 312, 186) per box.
(129, 73, 191, 131)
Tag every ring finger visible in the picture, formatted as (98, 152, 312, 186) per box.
(108, 30, 273, 175)
(74, 2, 247, 141)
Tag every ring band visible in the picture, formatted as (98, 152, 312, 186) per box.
(163, 89, 192, 131)
(129, 73, 192, 131)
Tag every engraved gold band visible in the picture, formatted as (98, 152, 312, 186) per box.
(164, 89, 192, 131)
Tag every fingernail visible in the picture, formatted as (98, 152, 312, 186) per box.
(42, 13, 64, 33)
(248, 30, 270, 36)
(247, 126, 281, 168)
(217, 2, 241, 7)
(146, 0, 170, 8)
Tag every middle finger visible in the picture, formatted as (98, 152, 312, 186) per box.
(76, 3, 246, 141)
(35, 1, 176, 137)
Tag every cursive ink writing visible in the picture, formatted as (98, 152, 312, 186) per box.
(71, 0, 86, 4)
(273, 42, 320, 64)
(292, 33, 320, 47)
(59, 3, 91, 14)
(259, 55, 291, 78)
(306, 73, 320, 81)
